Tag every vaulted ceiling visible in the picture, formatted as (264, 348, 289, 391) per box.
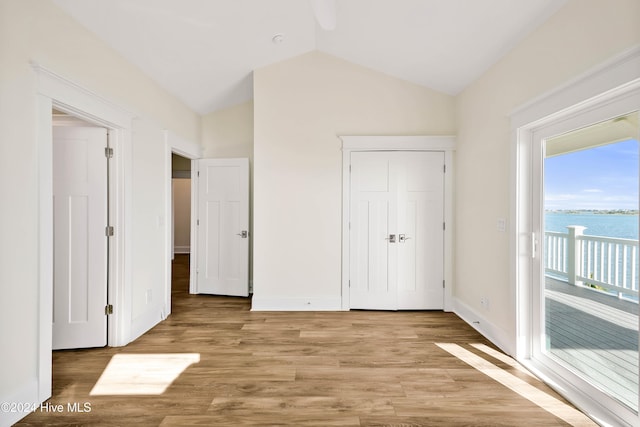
(52, 0, 567, 115)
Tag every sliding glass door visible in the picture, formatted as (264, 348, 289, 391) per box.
(542, 112, 639, 411)
(529, 105, 639, 424)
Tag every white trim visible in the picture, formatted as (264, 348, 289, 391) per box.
(341, 135, 456, 151)
(340, 135, 456, 311)
(33, 63, 135, 408)
(511, 46, 640, 427)
(166, 129, 202, 159)
(251, 296, 342, 311)
(32, 61, 135, 128)
(190, 164, 199, 294)
(452, 297, 514, 356)
(164, 131, 200, 317)
(174, 245, 191, 254)
(510, 45, 640, 128)
(129, 308, 164, 343)
(35, 95, 53, 403)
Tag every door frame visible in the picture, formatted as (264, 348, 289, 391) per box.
(340, 136, 456, 311)
(163, 131, 201, 315)
(34, 63, 134, 402)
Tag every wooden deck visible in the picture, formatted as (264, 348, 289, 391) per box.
(545, 277, 639, 410)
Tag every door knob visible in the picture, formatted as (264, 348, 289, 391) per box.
(237, 230, 248, 238)
(399, 234, 411, 243)
(385, 234, 396, 243)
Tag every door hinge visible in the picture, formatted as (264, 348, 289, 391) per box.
(443, 164, 446, 173)
(105, 226, 114, 237)
(443, 280, 445, 288)
(197, 171, 200, 177)
(443, 222, 446, 231)
(197, 219, 200, 226)
(105, 147, 114, 158)
(349, 280, 351, 288)
(105, 304, 114, 315)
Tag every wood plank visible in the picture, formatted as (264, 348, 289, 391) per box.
(15, 255, 597, 426)
(545, 277, 638, 410)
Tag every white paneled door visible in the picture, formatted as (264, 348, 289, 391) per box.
(350, 151, 444, 310)
(196, 158, 249, 297)
(53, 126, 108, 350)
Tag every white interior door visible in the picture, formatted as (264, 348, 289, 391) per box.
(349, 152, 398, 309)
(53, 126, 108, 350)
(396, 152, 444, 309)
(350, 151, 444, 310)
(196, 158, 249, 296)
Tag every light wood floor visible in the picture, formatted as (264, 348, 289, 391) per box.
(17, 255, 595, 426)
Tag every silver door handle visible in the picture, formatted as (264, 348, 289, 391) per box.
(385, 234, 396, 243)
(237, 230, 248, 238)
(399, 234, 412, 243)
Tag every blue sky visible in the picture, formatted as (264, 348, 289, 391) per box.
(544, 138, 639, 210)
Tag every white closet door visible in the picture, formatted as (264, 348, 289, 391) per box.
(396, 151, 444, 309)
(349, 151, 444, 310)
(53, 126, 108, 349)
(349, 152, 398, 309)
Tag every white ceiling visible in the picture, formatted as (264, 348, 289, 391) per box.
(52, 0, 567, 115)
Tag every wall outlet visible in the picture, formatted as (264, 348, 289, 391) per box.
(480, 297, 490, 310)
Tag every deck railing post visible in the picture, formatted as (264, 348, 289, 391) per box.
(567, 226, 586, 286)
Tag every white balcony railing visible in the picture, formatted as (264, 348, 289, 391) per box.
(544, 226, 639, 299)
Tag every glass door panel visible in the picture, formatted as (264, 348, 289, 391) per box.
(542, 112, 639, 412)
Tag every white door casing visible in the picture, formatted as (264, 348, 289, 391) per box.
(349, 150, 445, 310)
(52, 126, 108, 350)
(196, 158, 250, 297)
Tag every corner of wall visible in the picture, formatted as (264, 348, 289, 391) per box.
(452, 297, 516, 357)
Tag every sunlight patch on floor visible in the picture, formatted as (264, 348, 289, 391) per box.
(436, 343, 596, 427)
(469, 343, 537, 379)
(90, 353, 200, 396)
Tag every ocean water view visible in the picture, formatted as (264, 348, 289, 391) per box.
(545, 211, 639, 240)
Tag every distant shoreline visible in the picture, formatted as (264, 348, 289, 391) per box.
(545, 209, 639, 215)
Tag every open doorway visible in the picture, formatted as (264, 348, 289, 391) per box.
(171, 153, 192, 309)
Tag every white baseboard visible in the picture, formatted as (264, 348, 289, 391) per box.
(173, 245, 190, 254)
(251, 296, 343, 311)
(452, 297, 515, 356)
(129, 305, 164, 343)
(0, 379, 40, 427)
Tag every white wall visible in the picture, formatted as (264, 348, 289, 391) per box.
(202, 100, 254, 159)
(454, 0, 640, 352)
(253, 51, 455, 309)
(0, 1, 200, 425)
(173, 178, 191, 253)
